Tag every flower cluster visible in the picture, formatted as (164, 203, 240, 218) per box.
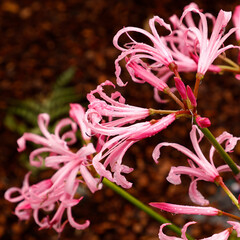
(5, 109, 101, 232)
(5, 2, 240, 239)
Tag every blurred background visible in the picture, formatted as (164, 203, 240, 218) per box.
(1, 0, 240, 239)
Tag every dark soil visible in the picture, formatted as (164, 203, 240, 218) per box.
(1, 1, 240, 239)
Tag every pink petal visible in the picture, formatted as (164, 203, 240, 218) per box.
(189, 179, 209, 206)
(233, 6, 240, 41)
(150, 202, 219, 215)
(67, 207, 90, 230)
(227, 221, 240, 237)
(158, 223, 183, 240)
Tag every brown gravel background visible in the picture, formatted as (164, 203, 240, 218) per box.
(1, 0, 240, 239)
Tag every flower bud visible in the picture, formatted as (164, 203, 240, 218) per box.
(196, 115, 211, 128)
(174, 77, 187, 100)
(187, 85, 197, 107)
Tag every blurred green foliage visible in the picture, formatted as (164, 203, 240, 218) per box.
(4, 67, 83, 135)
(4, 67, 85, 173)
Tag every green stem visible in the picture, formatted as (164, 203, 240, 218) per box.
(194, 121, 240, 178)
(215, 176, 240, 210)
(218, 55, 240, 69)
(217, 65, 240, 73)
(102, 178, 194, 240)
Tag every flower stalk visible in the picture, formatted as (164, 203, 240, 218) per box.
(215, 176, 240, 210)
(195, 119, 240, 178)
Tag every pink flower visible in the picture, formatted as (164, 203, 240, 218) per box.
(150, 202, 219, 216)
(5, 111, 102, 232)
(17, 113, 100, 193)
(233, 5, 240, 41)
(87, 80, 150, 127)
(5, 172, 90, 232)
(88, 113, 176, 188)
(153, 125, 240, 205)
(113, 16, 174, 86)
(158, 221, 236, 240)
(174, 77, 187, 100)
(180, 6, 239, 75)
(17, 113, 77, 167)
(164, 3, 221, 75)
(85, 82, 175, 189)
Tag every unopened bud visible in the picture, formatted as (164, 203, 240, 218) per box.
(187, 86, 197, 107)
(196, 115, 211, 128)
(174, 77, 187, 100)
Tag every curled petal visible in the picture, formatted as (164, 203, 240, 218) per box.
(166, 167, 182, 184)
(158, 221, 195, 240)
(4, 187, 24, 203)
(70, 103, 91, 141)
(67, 206, 90, 230)
(189, 179, 209, 206)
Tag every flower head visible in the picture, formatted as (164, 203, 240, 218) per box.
(153, 125, 240, 205)
(4, 172, 90, 232)
(180, 7, 239, 75)
(5, 110, 102, 232)
(113, 16, 174, 87)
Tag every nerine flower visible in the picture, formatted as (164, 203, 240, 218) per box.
(158, 221, 240, 240)
(113, 15, 175, 87)
(180, 6, 239, 75)
(91, 114, 176, 188)
(152, 125, 240, 206)
(87, 80, 150, 127)
(5, 112, 101, 232)
(86, 81, 176, 188)
(5, 172, 89, 232)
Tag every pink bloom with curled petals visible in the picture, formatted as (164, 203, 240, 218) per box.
(158, 221, 234, 240)
(180, 7, 239, 75)
(85, 81, 176, 188)
(87, 103, 176, 188)
(90, 114, 176, 188)
(4, 172, 90, 232)
(113, 16, 174, 87)
(87, 80, 150, 127)
(5, 112, 101, 232)
(17, 113, 77, 167)
(153, 125, 240, 206)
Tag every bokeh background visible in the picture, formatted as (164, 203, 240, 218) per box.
(1, 0, 240, 239)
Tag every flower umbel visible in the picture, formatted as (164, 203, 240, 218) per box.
(153, 125, 240, 206)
